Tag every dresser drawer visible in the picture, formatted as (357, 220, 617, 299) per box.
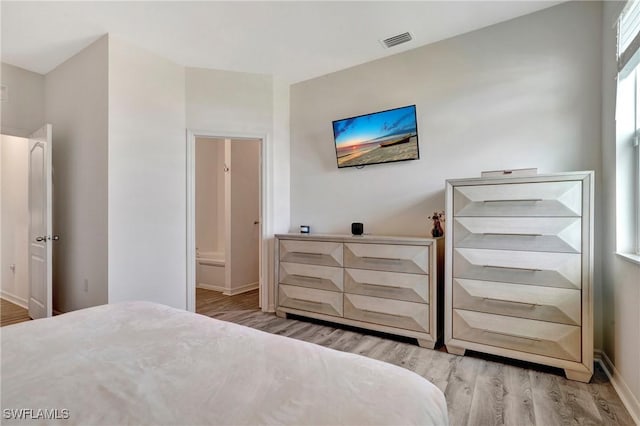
(453, 278, 581, 326)
(453, 181, 582, 217)
(278, 284, 343, 317)
(279, 240, 343, 267)
(452, 309, 581, 362)
(344, 293, 429, 333)
(454, 217, 581, 253)
(454, 248, 581, 290)
(279, 262, 343, 292)
(344, 243, 429, 274)
(344, 268, 428, 303)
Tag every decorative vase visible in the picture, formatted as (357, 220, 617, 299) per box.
(431, 219, 444, 237)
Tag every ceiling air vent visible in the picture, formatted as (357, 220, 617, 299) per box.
(381, 32, 413, 48)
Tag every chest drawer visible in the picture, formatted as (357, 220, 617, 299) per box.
(453, 309, 581, 362)
(279, 262, 343, 292)
(344, 243, 429, 274)
(454, 217, 581, 253)
(454, 248, 581, 290)
(453, 278, 581, 326)
(453, 181, 582, 217)
(344, 293, 429, 333)
(344, 268, 428, 303)
(279, 240, 343, 267)
(278, 284, 343, 317)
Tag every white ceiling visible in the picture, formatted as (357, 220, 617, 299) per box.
(1, 1, 564, 83)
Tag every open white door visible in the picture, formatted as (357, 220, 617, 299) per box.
(28, 124, 53, 319)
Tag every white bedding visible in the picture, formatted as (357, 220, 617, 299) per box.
(1, 302, 448, 425)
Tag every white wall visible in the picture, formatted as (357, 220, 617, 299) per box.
(229, 139, 260, 293)
(0, 135, 29, 307)
(195, 137, 225, 254)
(45, 35, 109, 313)
(1, 63, 45, 137)
(291, 1, 604, 333)
(601, 1, 640, 421)
(291, 1, 602, 236)
(108, 37, 186, 308)
(185, 67, 273, 134)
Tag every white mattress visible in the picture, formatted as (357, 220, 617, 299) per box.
(1, 302, 448, 425)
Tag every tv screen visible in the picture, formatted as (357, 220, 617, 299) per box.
(332, 105, 419, 169)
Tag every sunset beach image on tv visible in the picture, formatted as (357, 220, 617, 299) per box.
(332, 105, 419, 168)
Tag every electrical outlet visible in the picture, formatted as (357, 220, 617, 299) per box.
(83, 278, 89, 292)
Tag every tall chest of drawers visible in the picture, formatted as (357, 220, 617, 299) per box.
(444, 172, 594, 382)
(275, 234, 444, 348)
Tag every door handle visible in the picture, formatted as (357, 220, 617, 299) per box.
(35, 236, 46, 242)
(51, 235, 60, 241)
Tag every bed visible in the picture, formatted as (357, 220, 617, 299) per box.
(1, 302, 448, 425)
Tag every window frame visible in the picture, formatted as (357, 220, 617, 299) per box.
(616, 0, 640, 263)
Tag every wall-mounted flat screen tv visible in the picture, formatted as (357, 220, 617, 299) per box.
(332, 105, 419, 169)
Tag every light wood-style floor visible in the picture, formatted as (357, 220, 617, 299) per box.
(0, 298, 31, 327)
(196, 288, 634, 426)
(3, 291, 633, 425)
(196, 287, 260, 314)
(0, 289, 257, 328)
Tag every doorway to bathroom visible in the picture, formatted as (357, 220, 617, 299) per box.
(186, 133, 263, 314)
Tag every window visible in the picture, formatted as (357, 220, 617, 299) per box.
(617, 0, 640, 258)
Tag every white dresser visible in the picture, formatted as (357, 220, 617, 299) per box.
(444, 171, 594, 382)
(275, 234, 444, 348)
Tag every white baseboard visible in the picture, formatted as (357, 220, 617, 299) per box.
(594, 349, 640, 424)
(223, 282, 259, 296)
(0, 291, 28, 309)
(197, 283, 226, 293)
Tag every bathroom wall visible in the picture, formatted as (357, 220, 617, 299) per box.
(195, 137, 225, 254)
(194, 137, 260, 294)
(228, 138, 261, 294)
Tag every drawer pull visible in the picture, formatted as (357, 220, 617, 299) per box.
(292, 275, 322, 282)
(482, 297, 539, 308)
(483, 265, 542, 272)
(358, 282, 403, 290)
(360, 308, 396, 318)
(482, 233, 543, 237)
(289, 298, 324, 306)
(483, 330, 541, 342)
(483, 198, 543, 203)
(361, 256, 403, 263)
